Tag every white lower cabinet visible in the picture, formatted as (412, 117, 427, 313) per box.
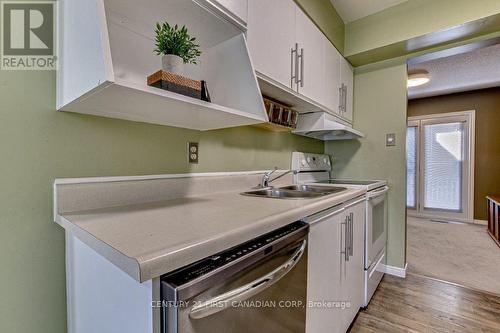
(307, 198, 365, 333)
(340, 199, 365, 331)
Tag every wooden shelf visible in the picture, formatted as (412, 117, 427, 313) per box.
(57, 0, 267, 131)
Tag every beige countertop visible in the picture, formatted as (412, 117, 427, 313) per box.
(54, 172, 366, 282)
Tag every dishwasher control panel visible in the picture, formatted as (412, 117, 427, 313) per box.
(162, 221, 307, 286)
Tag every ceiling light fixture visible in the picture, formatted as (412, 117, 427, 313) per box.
(407, 70, 430, 88)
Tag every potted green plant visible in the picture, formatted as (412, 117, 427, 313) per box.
(154, 22, 201, 75)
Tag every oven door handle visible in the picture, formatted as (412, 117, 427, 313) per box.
(367, 186, 389, 199)
(189, 240, 307, 320)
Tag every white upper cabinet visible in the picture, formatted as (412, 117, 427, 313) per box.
(294, 8, 325, 104)
(322, 36, 341, 115)
(57, 0, 267, 131)
(247, 0, 296, 89)
(246, 0, 354, 124)
(340, 57, 354, 122)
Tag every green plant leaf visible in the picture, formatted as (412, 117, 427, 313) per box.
(153, 22, 202, 64)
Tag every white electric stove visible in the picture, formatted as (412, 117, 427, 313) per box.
(292, 152, 388, 307)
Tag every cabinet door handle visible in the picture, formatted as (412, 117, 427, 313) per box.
(291, 43, 298, 88)
(299, 48, 304, 88)
(349, 212, 354, 257)
(343, 85, 348, 115)
(341, 216, 349, 262)
(347, 214, 351, 257)
(338, 86, 343, 113)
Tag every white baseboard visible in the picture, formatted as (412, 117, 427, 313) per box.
(474, 219, 488, 226)
(380, 263, 407, 278)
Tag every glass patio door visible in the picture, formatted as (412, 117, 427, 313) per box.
(407, 111, 474, 222)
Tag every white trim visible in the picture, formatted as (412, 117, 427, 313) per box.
(407, 110, 475, 221)
(474, 219, 488, 226)
(53, 169, 287, 185)
(380, 263, 407, 278)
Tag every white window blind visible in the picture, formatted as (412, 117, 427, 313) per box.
(406, 126, 417, 208)
(423, 122, 464, 212)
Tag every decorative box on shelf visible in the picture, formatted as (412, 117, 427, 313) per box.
(255, 97, 298, 132)
(147, 70, 210, 102)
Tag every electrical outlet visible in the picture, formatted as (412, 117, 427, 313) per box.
(386, 133, 396, 146)
(188, 142, 199, 163)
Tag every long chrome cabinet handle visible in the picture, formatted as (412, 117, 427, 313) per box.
(349, 213, 354, 257)
(339, 87, 344, 114)
(342, 84, 347, 114)
(298, 48, 304, 87)
(341, 216, 349, 262)
(291, 43, 298, 88)
(189, 240, 306, 320)
(347, 214, 351, 257)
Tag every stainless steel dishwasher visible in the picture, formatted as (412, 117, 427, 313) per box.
(161, 221, 308, 333)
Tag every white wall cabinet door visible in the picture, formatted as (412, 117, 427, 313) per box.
(247, 0, 295, 89)
(294, 7, 325, 102)
(306, 209, 342, 333)
(340, 57, 354, 122)
(323, 36, 341, 115)
(341, 200, 365, 331)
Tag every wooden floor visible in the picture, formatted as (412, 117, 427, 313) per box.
(349, 273, 500, 333)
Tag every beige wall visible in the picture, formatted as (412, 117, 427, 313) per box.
(345, 0, 500, 56)
(326, 63, 408, 268)
(408, 87, 500, 220)
(0, 69, 322, 333)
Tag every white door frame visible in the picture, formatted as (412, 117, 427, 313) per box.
(407, 110, 475, 223)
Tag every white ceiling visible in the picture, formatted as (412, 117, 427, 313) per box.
(408, 43, 500, 99)
(330, 0, 408, 23)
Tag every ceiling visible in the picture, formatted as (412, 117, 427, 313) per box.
(408, 43, 500, 99)
(330, 0, 408, 23)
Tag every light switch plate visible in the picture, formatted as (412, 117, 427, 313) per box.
(386, 133, 396, 146)
(188, 142, 199, 163)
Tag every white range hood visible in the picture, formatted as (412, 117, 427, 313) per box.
(293, 112, 364, 140)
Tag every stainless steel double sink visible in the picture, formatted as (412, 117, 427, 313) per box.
(241, 185, 347, 199)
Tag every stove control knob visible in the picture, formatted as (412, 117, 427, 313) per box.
(306, 157, 311, 163)
(301, 159, 306, 166)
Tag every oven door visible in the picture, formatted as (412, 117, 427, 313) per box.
(365, 186, 389, 269)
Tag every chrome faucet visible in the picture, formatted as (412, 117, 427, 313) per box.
(260, 168, 296, 188)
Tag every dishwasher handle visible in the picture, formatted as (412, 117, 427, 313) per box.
(189, 240, 307, 320)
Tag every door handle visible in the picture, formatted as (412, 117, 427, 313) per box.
(343, 85, 347, 115)
(341, 216, 349, 262)
(347, 213, 351, 257)
(189, 240, 306, 320)
(291, 43, 298, 88)
(349, 212, 354, 257)
(298, 48, 304, 88)
(339, 84, 346, 114)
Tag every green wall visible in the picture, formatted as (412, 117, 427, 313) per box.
(294, 0, 345, 54)
(0, 69, 322, 333)
(325, 63, 408, 268)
